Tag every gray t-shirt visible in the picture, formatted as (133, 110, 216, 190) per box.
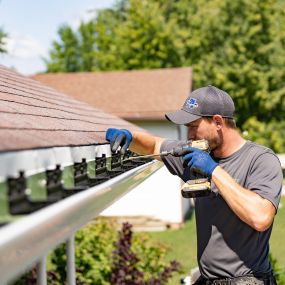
(160, 140, 283, 279)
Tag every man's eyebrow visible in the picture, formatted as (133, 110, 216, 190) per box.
(187, 121, 199, 125)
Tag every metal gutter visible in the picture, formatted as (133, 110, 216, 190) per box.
(0, 159, 163, 284)
(0, 145, 114, 224)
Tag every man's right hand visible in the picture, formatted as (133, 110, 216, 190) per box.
(105, 128, 133, 154)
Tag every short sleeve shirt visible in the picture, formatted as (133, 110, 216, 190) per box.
(160, 140, 283, 279)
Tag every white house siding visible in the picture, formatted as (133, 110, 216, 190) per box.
(101, 120, 191, 226)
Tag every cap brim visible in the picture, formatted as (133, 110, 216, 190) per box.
(165, 109, 201, 125)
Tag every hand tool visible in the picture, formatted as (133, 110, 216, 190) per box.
(124, 139, 209, 160)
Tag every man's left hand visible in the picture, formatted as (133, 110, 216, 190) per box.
(182, 147, 218, 177)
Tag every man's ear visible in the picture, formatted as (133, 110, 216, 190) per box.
(212, 115, 223, 130)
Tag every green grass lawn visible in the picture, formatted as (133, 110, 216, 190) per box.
(149, 196, 285, 285)
(270, 196, 285, 269)
(149, 211, 197, 284)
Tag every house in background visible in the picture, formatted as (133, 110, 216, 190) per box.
(33, 67, 192, 229)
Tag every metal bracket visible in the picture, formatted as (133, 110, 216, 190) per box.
(122, 150, 152, 170)
(46, 165, 87, 198)
(7, 172, 51, 215)
(107, 152, 124, 177)
(6, 150, 153, 216)
(93, 155, 110, 185)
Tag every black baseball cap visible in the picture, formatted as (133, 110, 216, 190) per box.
(165, 85, 235, 125)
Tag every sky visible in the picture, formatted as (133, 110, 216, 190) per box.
(0, 0, 117, 75)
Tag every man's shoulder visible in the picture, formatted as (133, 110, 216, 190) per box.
(245, 141, 281, 167)
(245, 141, 276, 156)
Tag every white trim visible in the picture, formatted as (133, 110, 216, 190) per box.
(0, 144, 111, 181)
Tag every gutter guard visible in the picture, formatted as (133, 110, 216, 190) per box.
(0, 145, 152, 223)
(0, 148, 163, 284)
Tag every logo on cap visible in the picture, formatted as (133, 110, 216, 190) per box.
(185, 98, 198, 109)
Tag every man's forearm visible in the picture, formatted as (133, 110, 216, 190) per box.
(130, 131, 165, 156)
(212, 166, 275, 231)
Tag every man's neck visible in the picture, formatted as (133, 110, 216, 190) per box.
(213, 129, 246, 158)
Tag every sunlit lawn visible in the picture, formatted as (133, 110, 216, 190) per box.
(149, 196, 285, 285)
(270, 196, 285, 267)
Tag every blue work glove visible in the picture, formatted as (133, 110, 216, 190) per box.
(105, 128, 133, 154)
(182, 147, 218, 177)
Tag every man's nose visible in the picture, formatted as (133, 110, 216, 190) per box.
(187, 133, 195, 140)
(187, 129, 195, 140)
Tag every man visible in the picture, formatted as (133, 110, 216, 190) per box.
(105, 85, 283, 284)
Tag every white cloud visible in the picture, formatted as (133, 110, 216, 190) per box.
(69, 6, 98, 30)
(67, 0, 117, 29)
(4, 34, 47, 59)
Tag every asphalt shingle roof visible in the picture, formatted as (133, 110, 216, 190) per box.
(33, 67, 192, 120)
(0, 65, 142, 152)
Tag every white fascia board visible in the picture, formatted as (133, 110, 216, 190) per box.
(70, 145, 96, 163)
(95, 144, 112, 158)
(52, 147, 73, 167)
(0, 144, 112, 181)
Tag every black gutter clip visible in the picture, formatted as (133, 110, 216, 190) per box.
(7, 172, 51, 215)
(6, 150, 153, 216)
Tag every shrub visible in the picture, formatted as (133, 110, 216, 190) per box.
(111, 222, 181, 285)
(48, 218, 181, 284)
(48, 218, 116, 284)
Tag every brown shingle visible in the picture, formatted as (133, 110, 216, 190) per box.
(0, 65, 143, 152)
(32, 67, 192, 120)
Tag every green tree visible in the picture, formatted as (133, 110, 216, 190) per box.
(46, 0, 285, 152)
(0, 28, 7, 53)
(78, 21, 96, 71)
(45, 23, 96, 72)
(45, 25, 80, 72)
(177, 0, 285, 138)
(94, 0, 184, 70)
